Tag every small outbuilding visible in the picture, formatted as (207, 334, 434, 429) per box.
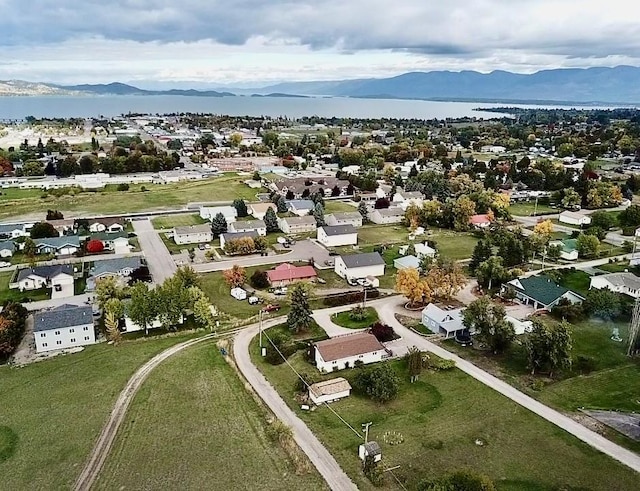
(308, 377, 352, 405)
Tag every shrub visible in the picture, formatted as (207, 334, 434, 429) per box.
(349, 306, 367, 321)
(117, 183, 130, 191)
(574, 355, 596, 375)
(323, 290, 380, 307)
(430, 358, 456, 371)
(353, 364, 399, 403)
(370, 322, 396, 342)
(250, 270, 270, 289)
(86, 239, 105, 253)
(550, 297, 586, 323)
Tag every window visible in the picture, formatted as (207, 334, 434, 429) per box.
(42, 343, 48, 347)
(55, 330, 60, 335)
(358, 354, 363, 358)
(40, 333, 46, 338)
(83, 326, 89, 331)
(84, 336, 90, 341)
(70, 338, 76, 343)
(69, 328, 74, 333)
(56, 340, 62, 345)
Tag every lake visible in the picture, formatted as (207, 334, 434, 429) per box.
(0, 95, 612, 120)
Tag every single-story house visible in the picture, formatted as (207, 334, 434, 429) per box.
(549, 238, 579, 261)
(559, 211, 591, 227)
(286, 199, 315, 216)
(414, 242, 437, 258)
(173, 224, 213, 245)
(317, 224, 358, 247)
(199, 205, 238, 223)
(220, 230, 259, 249)
(308, 377, 352, 405)
(369, 207, 404, 225)
(358, 192, 378, 203)
(278, 216, 317, 234)
(228, 219, 267, 236)
(469, 214, 492, 229)
(590, 272, 640, 298)
(325, 212, 363, 228)
(34, 235, 80, 256)
(335, 252, 385, 280)
(421, 303, 466, 339)
(313, 332, 386, 372)
(34, 304, 95, 353)
(88, 217, 125, 233)
(248, 202, 277, 220)
(0, 240, 14, 258)
(13, 264, 74, 292)
(505, 315, 533, 335)
(504, 275, 584, 310)
(394, 254, 421, 270)
(86, 256, 142, 290)
(267, 262, 317, 286)
(0, 223, 28, 240)
(47, 219, 76, 236)
(89, 231, 130, 253)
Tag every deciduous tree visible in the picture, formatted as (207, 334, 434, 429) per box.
(357, 201, 369, 223)
(353, 364, 399, 403)
(30, 221, 58, 239)
(127, 282, 159, 335)
(395, 268, 431, 307)
(223, 264, 246, 288)
(576, 233, 600, 258)
(525, 319, 572, 377)
(105, 311, 122, 345)
(462, 297, 515, 354)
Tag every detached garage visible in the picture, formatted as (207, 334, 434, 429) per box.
(308, 377, 352, 405)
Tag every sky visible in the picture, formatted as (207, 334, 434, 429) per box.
(0, 0, 639, 87)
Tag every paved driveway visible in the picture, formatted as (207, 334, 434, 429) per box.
(132, 218, 177, 284)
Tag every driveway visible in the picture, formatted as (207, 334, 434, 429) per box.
(132, 218, 176, 284)
(51, 283, 74, 300)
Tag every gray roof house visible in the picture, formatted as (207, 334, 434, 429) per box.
(334, 252, 386, 280)
(16, 264, 74, 284)
(421, 303, 465, 339)
(220, 230, 259, 249)
(286, 199, 315, 216)
(325, 212, 363, 227)
(34, 304, 95, 353)
(34, 235, 81, 255)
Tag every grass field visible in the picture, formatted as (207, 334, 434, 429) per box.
(331, 306, 378, 329)
(151, 213, 208, 229)
(555, 269, 591, 296)
(358, 225, 408, 245)
(199, 271, 271, 322)
(250, 336, 640, 490)
(0, 270, 50, 303)
(0, 174, 260, 220)
(428, 230, 478, 260)
(324, 200, 357, 214)
(508, 202, 557, 217)
(0, 333, 201, 490)
(96, 342, 325, 490)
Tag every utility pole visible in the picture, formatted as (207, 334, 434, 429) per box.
(533, 195, 539, 217)
(259, 308, 263, 349)
(362, 422, 372, 443)
(362, 285, 368, 308)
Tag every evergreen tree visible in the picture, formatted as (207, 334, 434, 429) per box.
(469, 239, 493, 273)
(287, 284, 313, 333)
(312, 202, 325, 226)
(357, 201, 369, 223)
(233, 198, 248, 218)
(275, 195, 288, 213)
(409, 164, 418, 177)
(264, 207, 280, 232)
(210, 213, 228, 238)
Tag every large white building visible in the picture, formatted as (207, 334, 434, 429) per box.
(590, 272, 640, 298)
(325, 212, 363, 228)
(369, 207, 404, 225)
(34, 304, 95, 353)
(313, 332, 386, 372)
(228, 220, 267, 236)
(334, 252, 385, 280)
(199, 205, 238, 223)
(278, 216, 317, 234)
(317, 225, 358, 247)
(173, 224, 213, 245)
(559, 211, 591, 227)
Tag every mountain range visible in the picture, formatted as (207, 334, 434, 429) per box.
(1, 66, 640, 104)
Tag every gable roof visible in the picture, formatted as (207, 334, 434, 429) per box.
(596, 272, 640, 290)
(422, 303, 463, 323)
(508, 275, 573, 305)
(339, 252, 385, 269)
(320, 224, 357, 236)
(174, 224, 212, 236)
(231, 219, 266, 230)
(314, 332, 384, 362)
(267, 263, 317, 282)
(559, 210, 586, 220)
(309, 377, 352, 398)
(0, 240, 15, 251)
(34, 304, 93, 332)
(0, 223, 25, 234)
(16, 264, 74, 282)
(286, 199, 315, 210)
(328, 212, 361, 221)
(469, 214, 492, 225)
(34, 235, 81, 249)
(249, 202, 276, 213)
(375, 207, 404, 217)
(88, 217, 123, 227)
(221, 231, 259, 242)
(91, 256, 142, 277)
(280, 216, 317, 226)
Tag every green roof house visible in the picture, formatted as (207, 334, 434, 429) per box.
(549, 238, 578, 261)
(504, 275, 584, 310)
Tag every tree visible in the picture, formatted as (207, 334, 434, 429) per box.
(370, 322, 396, 342)
(353, 364, 399, 403)
(127, 282, 159, 335)
(0, 302, 28, 357)
(210, 212, 228, 238)
(590, 210, 617, 230)
(311, 191, 325, 207)
(174, 265, 200, 289)
(418, 471, 496, 491)
(225, 236, 255, 255)
(86, 239, 104, 253)
(585, 288, 621, 320)
(404, 203, 422, 230)
(475, 256, 507, 290)
(95, 276, 123, 310)
(46, 209, 64, 220)
(233, 198, 248, 218)
(533, 219, 554, 238)
(357, 201, 369, 223)
(405, 346, 423, 383)
(287, 284, 313, 333)
(251, 270, 270, 288)
(312, 202, 325, 226)
(395, 268, 431, 307)
(619, 204, 640, 227)
(229, 133, 243, 147)
(469, 240, 493, 273)
(525, 319, 572, 377)
(275, 195, 288, 213)
(561, 188, 581, 209)
(190, 286, 218, 331)
(452, 195, 476, 231)
(22, 160, 44, 176)
(425, 259, 467, 300)
(253, 235, 268, 253)
(462, 297, 515, 354)
(105, 311, 122, 346)
(157, 276, 191, 328)
(30, 221, 58, 239)
(264, 207, 280, 232)
(23, 237, 36, 258)
(331, 185, 341, 197)
(576, 233, 600, 258)
(374, 197, 390, 209)
(223, 264, 246, 288)
(104, 297, 124, 321)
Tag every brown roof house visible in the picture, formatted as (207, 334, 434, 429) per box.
(313, 332, 386, 372)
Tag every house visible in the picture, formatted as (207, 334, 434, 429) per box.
(89, 231, 130, 253)
(308, 377, 352, 405)
(414, 242, 437, 258)
(559, 211, 591, 227)
(590, 272, 640, 298)
(394, 255, 421, 270)
(358, 192, 378, 203)
(86, 256, 142, 290)
(278, 216, 317, 234)
(317, 225, 358, 247)
(286, 199, 315, 217)
(392, 190, 424, 210)
(228, 220, 267, 236)
(267, 263, 317, 286)
(199, 205, 238, 223)
(421, 303, 466, 339)
(34, 235, 80, 256)
(369, 207, 404, 225)
(271, 176, 349, 198)
(13, 264, 74, 292)
(313, 332, 386, 372)
(504, 275, 584, 310)
(549, 238, 579, 261)
(469, 214, 492, 229)
(173, 224, 213, 245)
(34, 304, 95, 353)
(0, 223, 28, 240)
(335, 252, 386, 280)
(47, 219, 75, 236)
(220, 230, 259, 249)
(248, 202, 277, 220)
(0, 240, 14, 258)
(325, 212, 363, 228)
(88, 217, 125, 233)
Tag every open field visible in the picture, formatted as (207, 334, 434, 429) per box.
(331, 306, 378, 329)
(96, 341, 325, 490)
(508, 202, 557, 216)
(251, 334, 640, 490)
(555, 269, 591, 296)
(151, 213, 207, 229)
(0, 333, 201, 490)
(0, 270, 50, 303)
(429, 230, 478, 260)
(324, 200, 357, 214)
(0, 174, 260, 220)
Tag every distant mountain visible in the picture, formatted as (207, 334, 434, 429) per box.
(0, 80, 76, 96)
(250, 92, 309, 98)
(60, 82, 234, 97)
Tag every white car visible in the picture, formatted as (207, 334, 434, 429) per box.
(0, 261, 10, 268)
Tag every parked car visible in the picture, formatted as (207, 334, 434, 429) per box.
(262, 303, 281, 313)
(347, 278, 359, 286)
(0, 261, 10, 268)
(315, 277, 327, 284)
(248, 296, 260, 305)
(204, 244, 211, 249)
(198, 244, 205, 250)
(273, 287, 288, 295)
(356, 278, 371, 287)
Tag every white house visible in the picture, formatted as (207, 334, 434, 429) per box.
(199, 205, 238, 223)
(33, 236, 80, 256)
(0, 223, 29, 240)
(421, 303, 466, 339)
(34, 304, 95, 353)
(173, 224, 213, 245)
(504, 275, 584, 310)
(559, 211, 591, 227)
(325, 212, 363, 228)
(248, 202, 277, 220)
(392, 190, 424, 210)
(549, 238, 579, 261)
(308, 377, 352, 405)
(286, 199, 315, 217)
(220, 231, 259, 249)
(414, 242, 437, 258)
(13, 264, 74, 292)
(369, 207, 404, 225)
(0, 240, 14, 258)
(394, 255, 421, 270)
(278, 216, 317, 234)
(228, 219, 267, 236)
(313, 332, 386, 372)
(334, 252, 386, 280)
(47, 219, 76, 236)
(317, 225, 358, 247)
(88, 218, 125, 233)
(590, 272, 640, 298)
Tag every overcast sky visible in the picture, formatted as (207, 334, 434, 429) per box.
(0, 0, 638, 86)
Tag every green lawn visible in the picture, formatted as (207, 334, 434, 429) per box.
(199, 271, 273, 322)
(555, 269, 591, 296)
(597, 261, 636, 274)
(250, 336, 640, 490)
(0, 333, 202, 490)
(324, 200, 357, 214)
(358, 225, 409, 245)
(159, 232, 188, 254)
(151, 213, 208, 229)
(508, 202, 557, 216)
(331, 307, 378, 329)
(428, 230, 479, 260)
(0, 271, 50, 303)
(96, 342, 324, 490)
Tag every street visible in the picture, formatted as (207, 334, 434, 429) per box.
(132, 218, 177, 284)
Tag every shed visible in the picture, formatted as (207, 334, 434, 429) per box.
(358, 441, 382, 462)
(308, 377, 352, 405)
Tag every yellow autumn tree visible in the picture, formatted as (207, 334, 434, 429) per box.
(425, 260, 467, 300)
(404, 203, 422, 230)
(533, 219, 554, 238)
(395, 268, 431, 307)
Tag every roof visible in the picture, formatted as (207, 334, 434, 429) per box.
(422, 303, 463, 325)
(174, 224, 212, 236)
(394, 255, 421, 269)
(561, 238, 578, 252)
(231, 219, 266, 230)
(0, 240, 14, 251)
(339, 252, 385, 269)
(314, 332, 385, 362)
(88, 217, 123, 227)
(328, 212, 361, 221)
(400, 191, 423, 199)
(376, 207, 404, 217)
(595, 272, 640, 290)
(280, 216, 317, 225)
(17, 264, 73, 282)
(559, 210, 588, 221)
(0, 223, 24, 234)
(469, 214, 492, 224)
(249, 202, 277, 212)
(363, 441, 382, 455)
(91, 256, 142, 277)
(34, 235, 80, 248)
(89, 231, 128, 241)
(320, 224, 357, 236)
(34, 304, 93, 332)
(201, 205, 237, 216)
(309, 377, 352, 398)
(47, 219, 75, 228)
(286, 199, 315, 210)
(267, 263, 317, 282)
(508, 275, 571, 306)
(221, 231, 259, 242)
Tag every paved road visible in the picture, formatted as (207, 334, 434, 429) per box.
(513, 215, 627, 246)
(0, 251, 144, 274)
(132, 218, 176, 284)
(370, 297, 640, 475)
(234, 323, 358, 491)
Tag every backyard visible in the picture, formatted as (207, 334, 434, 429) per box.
(151, 213, 208, 229)
(508, 201, 558, 217)
(0, 270, 50, 303)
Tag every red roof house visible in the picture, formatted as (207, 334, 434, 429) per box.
(469, 214, 493, 228)
(267, 263, 317, 286)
